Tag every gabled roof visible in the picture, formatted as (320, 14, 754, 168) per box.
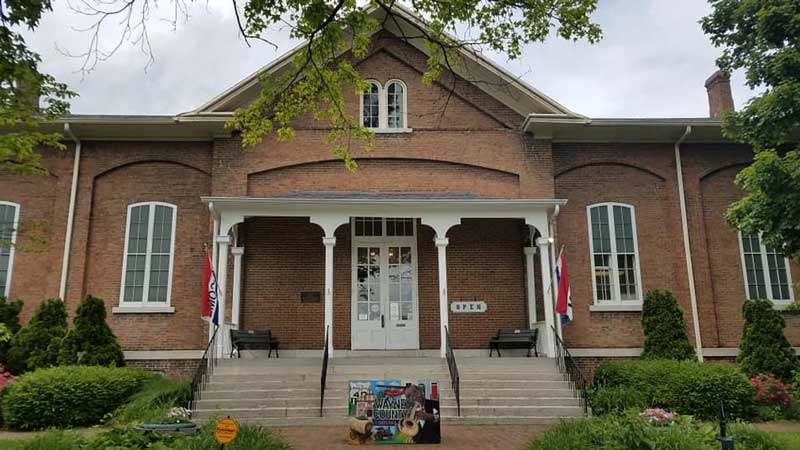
(180, 4, 582, 118)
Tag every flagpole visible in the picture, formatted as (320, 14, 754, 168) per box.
(552, 243, 563, 341)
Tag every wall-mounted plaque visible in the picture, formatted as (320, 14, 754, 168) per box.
(450, 300, 487, 313)
(301, 291, 321, 303)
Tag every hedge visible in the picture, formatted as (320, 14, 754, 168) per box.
(1, 366, 157, 430)
(592, 360, 755, 420)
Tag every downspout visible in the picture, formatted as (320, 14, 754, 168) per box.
(674, 125, 704, 362)
(59, 123, 81, 301)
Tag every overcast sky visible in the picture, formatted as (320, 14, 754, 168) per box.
(25, 0, 756, 118)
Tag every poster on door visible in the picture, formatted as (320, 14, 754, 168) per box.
(347, 379, 441, 445)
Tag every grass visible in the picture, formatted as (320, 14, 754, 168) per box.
(773, 432, 800, 449)
(0, 424, 292, 450)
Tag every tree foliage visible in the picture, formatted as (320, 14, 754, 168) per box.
(0, 0, 75, 174)
(738, 299, 797, 381)
(640, 289, 696, 361)
(702, 0, 800, 261)
(6, 298, 67, 374)
(228, 0, 601, 168)
(58, 296, 124, 367)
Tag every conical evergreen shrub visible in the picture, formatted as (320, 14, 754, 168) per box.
(6, 299, 67, 373)
(58, 296, 124, 367)
(0, 297, 22, 365)
(738, 299, 797, 381)
(640, 289, 696, 361)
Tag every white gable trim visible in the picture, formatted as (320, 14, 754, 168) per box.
(181, 4, 580, 119)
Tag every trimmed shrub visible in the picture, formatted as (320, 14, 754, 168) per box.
(1, 365, 156, 429)
(57, 296, 124, 367)
(593, 360, 755, 420)
(0, 297, 22, 365)
(739, 299, 798, 381)
(524, 413, 718, 450)
(525, 416, 792, 450)
(641, 289, 696, 361)
(6, 299, 67, 374)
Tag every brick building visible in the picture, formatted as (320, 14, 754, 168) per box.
(2, 7, 798, 376)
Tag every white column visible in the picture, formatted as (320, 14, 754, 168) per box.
(435, 237, 449, 358)
(323, 236, 336, 355)
(231, 247, 245, 330)
(215, 234, 231, 355)
(536, 237, 556, 357)
(523, 246, 537, 327)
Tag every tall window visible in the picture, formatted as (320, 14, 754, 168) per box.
(120, 202, 176, 306)
(587, 203, 642, 303)
(386, 81, 405, 129)
(739, 231, 794, 302)
(362, 82, 380, 128)
(0, 202, 19, 298)
(359, 80, 408, 130)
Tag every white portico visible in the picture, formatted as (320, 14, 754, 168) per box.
(202, 193, 566, 358)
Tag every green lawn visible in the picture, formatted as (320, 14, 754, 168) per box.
(773, 432, 800, 449)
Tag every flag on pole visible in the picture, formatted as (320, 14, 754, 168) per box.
(555, 249, 573, 325)
(202, 250, 219, 326)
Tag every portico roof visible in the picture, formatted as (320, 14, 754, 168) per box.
(202, 194, 566, 237)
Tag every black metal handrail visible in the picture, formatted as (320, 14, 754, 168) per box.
(189, 325, 220, 412)
(444, 326, 461, 417)
(551, 326, 589, 414)
(320, 325, 330, 417)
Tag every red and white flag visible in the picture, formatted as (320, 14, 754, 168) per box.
(555, 249, 573, 325)
(201, 250, 219, 325)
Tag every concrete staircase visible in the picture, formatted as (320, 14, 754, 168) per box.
(192, 354, 584, 426)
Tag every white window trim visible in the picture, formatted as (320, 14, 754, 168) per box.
(737, 231, 795, 304)
(358, 79, 413, 133)
(586, 202, 644, 305)
(116, 202, 177, 312)
(0, 201, 20, 298)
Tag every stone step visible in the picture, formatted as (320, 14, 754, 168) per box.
(193, 405, 348, 419)
(210, 373, 449, 383)
(441, 405, 584, 418)
(216, 416, 350, 427)
(458, 379, 571, 389)
(200, 388, 325, 400)
(195, 396, 347, 409)
(456, 387, 576, 397)
(440, 416, 569, 425)
(204, 380, 456, 391)
(446, 397, 581, 407)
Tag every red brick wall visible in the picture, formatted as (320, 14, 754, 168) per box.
(445, 219, 529, 349)
(553, 143, 686, 348)
(83, 161, 212, 350)
(247, 158, 520, 198)
(0, 147, 73, 322)
(126, 359, 199, 379)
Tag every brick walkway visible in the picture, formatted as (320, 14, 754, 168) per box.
(274, 425, 549, 450)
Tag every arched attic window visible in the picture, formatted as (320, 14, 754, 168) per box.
(361, 81, 381, 129)
(386, 80, 406, 129)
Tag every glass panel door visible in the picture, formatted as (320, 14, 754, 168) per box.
(352, 246, 386, 349)
(385, 245, 418, 349)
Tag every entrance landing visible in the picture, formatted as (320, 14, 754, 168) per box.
(193, 355, 584, 426)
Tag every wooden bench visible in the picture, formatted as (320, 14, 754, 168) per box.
(489, 329, 538, 357)
(230, 329, 280, 358)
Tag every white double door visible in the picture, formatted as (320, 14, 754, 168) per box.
(351, 240, 419, 350)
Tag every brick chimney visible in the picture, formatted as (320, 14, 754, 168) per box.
(704, 70, 734, 118)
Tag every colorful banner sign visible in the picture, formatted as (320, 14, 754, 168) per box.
(347, 379, 441, 445)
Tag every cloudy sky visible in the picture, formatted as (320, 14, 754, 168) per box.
(26, 0, 755, 118)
